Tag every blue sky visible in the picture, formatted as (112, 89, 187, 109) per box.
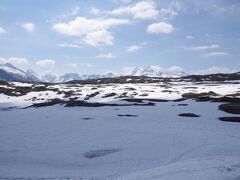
(0, 0, 239, 75)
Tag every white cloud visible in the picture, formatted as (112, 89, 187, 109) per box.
(159, 8, 177, 20)
(85, 63, 93, 68)
(52, 17, 129, 36)
(49, 6, 81, 23)
(127, 42, 149, 52)
(0, 27, 6, 34)
(167, 66, 184, 72)
(111, 1, 181, 20)
(66, 63, 78, 68)
(121, 0, 132, 3)
(127, 45, 142, 52)
(71, 6, 80, 16)
(202, 51, 229, 57)
(190, 1, 240, 16)
(90, 7, 104, 16)
(112, 0, 132, 3)
(95, 53, 116, 59)
(195, 67, 237, 75)
(186, 35, 194, 39)
(8, 57, 29, 66)
(21, 23, 35, 32)
(53, 16, 129, 47)
(187, 44, 220, 51)
(57, 43, 81, 48)
(83, 30, 114, 47)
(110, 0, 159, 20)
(36, 59, 55, 70)
(0, 57, 29, 67)
(147, 22, 174, 34)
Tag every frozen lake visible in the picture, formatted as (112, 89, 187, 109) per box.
(0, 100, 240, 179)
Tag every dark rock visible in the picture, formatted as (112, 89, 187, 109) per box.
(123, 99, 144, 103)
(84, 91, 100, 100)
(102, 93, 117, 98)
(123, 98, 169, 103)
(219, 103, 240, 114)
(27, 98, 65, 108)
(84, 149, 120, 159)
(178, 104, 188, 106)
(139, 93, 149, 97)
(179, 113, 200, 117)
(27, 99, 156, 108)
(124, 87, 136, 91)
(162, 90, 173, 93)
(117, 92, 129, 98)
(182, 91, 219, 99)
(117, 114, 138, 117)
(82, 118, 94, 120)
(63, 90, 75, 98)
(0, 80, 9, 85)
(219, 117, 240, 122)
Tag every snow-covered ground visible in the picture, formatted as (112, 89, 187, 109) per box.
(0, 99, 240, 179)
(0, 81, 239, 107)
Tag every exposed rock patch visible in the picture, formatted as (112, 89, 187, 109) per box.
(84, 91, 100, 100)
(117, 114, 138, 117)
(178, 104, 188, 106)
(179, 113, 200, 117)
(102, 93, 117, 98)
(219, 117, 240, 122)
(84, 149, 120, 159)
(219, 103, 240, 114)
(82, 118, 94, 120)
(0, 80, 9, 85)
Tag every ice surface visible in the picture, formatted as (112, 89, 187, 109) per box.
(0, 100, 240, 179)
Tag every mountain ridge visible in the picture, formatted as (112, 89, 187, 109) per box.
(0, 63, 239, 83)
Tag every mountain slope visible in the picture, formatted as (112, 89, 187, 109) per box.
(26, 69, 41, 82)
(0, 63, 40, 82)
(0, 63, 28, 81)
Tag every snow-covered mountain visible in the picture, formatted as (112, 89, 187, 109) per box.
(127, 66, 189, 78)
(0, 63, 40, 82)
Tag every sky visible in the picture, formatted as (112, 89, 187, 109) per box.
(0, 0, 239, 75)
